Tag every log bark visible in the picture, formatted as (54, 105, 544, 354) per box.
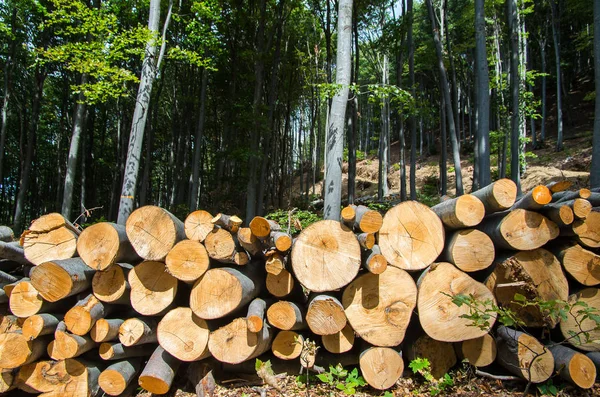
(237, 227, 263, 258)
(65, 293, 111, 335)
(186, 361, 216, 397)
(306, 294, 346, 335)
(495, 326, 554, 383)
(572, 211, 600, 248)
(212, 213, 243, 233)
(0, 369, 12, 393)
(90, 318, 124, 343)
(440, 229, 494, 272)
(125, 206, 185, 261)
(431, 194, 485, 228)
(98, 358, 142, 396)
(454, 333, 497, 367)
(0, 241, 32, 266)
(510, 185, 552, 211)
(92, 263, 131, 304)
(22, 213, 79, 265)
(272, 330, 303, 360)
(553, 188, 592, 202)
(77, 222, 139, 271)
(138, 345, 181, 394)
(353, 205, 383, 233)
(128, 261, 178, 316)
(586, 352, 600, 380)
(485, 249, 569, 327)
(291, 220, 361, 291)
(30, 258, 95, 302)
(363, 245, 388, 274)
(560, 287, 600, 352)
(547, 343, 596, 389)
(184, 210, 214, 242)
(22, 313, 63, 340)
(0, 332, 49, 368)
(50, 322, 96, 360)
(99, 342, 153, 360)
(378, 201, 445, 271)
(267, 301, 306, 331)
(165, 239, 210, 283)
(157, 307, 210, 361)
(343, 266, 416, 346)
(9, 280, 64, 318)
(359, 346, 404, 390)
(266, 269, 295, 298)
(0, 226, 14, 242)
(190, 266, 262, 320)
(321, 323, 355, 354)
(470, 178, 517, 214)
(357, 232, 375, 250)
(119, 317, 158, 347)
(550, 242, 600, 286)
(247, 298, 268, 333)
(477, 209, 558, 250)
(418, 262, 496, 342)
(208, 317, 273, 364)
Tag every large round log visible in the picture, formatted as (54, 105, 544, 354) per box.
(267, 301, 306, 331)
(30, 258, 95, 302)
(184, 210, 214, 242)
(454, 333, 497, 368)
(90, 318, 124, 343)
(440, 229, 494, 272)
(477, 209, 558, 250)
(190, 266, 261, 320)
(165, 239, 210, 283)
(343, 266, 417, 346)
(550, 242, 600, 286)
(92, 263, 131, 304)
(77, 222, 139, 271)
(485, 249, 569, 327)
(138, 345, 181, 395)
(418, 262, 496, 342)
(405, 334, 457, 379)
(359, 346, 404, 390)
(22, 313, 63, 340)
(321, 323, 355, 354)
(65, 293, 111, 335)
(470, 179, 517, 214)
(291, 220, 361, 292)
(22, 213, 79, 265)
(547, 343, 596, 389)
(157, 307, 210, 362)
(98, 358, 142, 396)
(378, 201, 445, 271)
(272, 330, 303, 360)
(0, 332, 49, 368)
(431, 194, 485, 229)
(128, 261, 178, 316)
(16, 358, 95, 395)
(495, 326, 554, 383)
(208, 317, 273, 364)
(560, 288, 600, 352)
(119, 317, 158, 347)
(125, 206, 185, 261)
(306, 294, 346, 336)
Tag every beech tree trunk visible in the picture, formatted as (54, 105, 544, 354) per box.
(508, 0, 521, 193)
(475, 0, 491, 188)
(591, 0, 600, 188)
(189, 69, 208, 210)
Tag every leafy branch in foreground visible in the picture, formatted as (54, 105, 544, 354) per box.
(409, 358, 454, 396)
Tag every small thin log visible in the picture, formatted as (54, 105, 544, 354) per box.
(138, 345, 181, 395)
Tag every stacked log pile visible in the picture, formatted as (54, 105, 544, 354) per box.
(0, 179, 599, 395)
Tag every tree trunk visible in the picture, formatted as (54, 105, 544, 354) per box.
(0, 8, 17, 193)
(189, 69, 208, 211)
(342, 266, 417, 346)
(157, 307, 210, 362)
(426, 0, 463, 195)
(379, 55, 390, 200)
(550, 0, 563, 151)
(508, 0, 521, 193)
(323, 0, 352, 220)
(117, 0, 161, 225)
(591, 0, 600, 187)
(475, 0, 491, 188)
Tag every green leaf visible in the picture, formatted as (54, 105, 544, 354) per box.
(513, 293, 526, 302)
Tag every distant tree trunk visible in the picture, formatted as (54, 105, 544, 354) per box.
(323, 0, 352, 220)
(440, 95, 448, 195)
(379, 55, 390, 200)
(475, 0, 490, 189)
(14, 68, 45, 232)
(0, 8, 16, 195)
(348, 6, 359, 205)
(117, 0, 161, 225)
(189, 69, 208, 211)
(426, 0, 463, 195)
(443, 0, 459, 140)
(550, 0, 563, 151)
(540, 34, 547, 144)
(61, 73, 88, 219)
(408, 0, 416, 199)
(591, 0, 600, 188)
(508, 0, 521, 195)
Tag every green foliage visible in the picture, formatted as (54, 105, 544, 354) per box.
(316, 364, 366, 395)
(367, 201, 393, 213)
(537, 379, 560, 396)
(409, 358, 454, 396)
(265, 209, 320, 236)
(343, 148, 366, 162)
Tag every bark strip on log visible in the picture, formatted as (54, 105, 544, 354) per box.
(99, 342, 152, 360)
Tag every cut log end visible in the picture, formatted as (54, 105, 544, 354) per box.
(119, 317, 158, 347)
(306, 295, 346, 336)
(9, 280, 44, 318)
(157, 307, 210, 362)
(92, 263, 129, 303)
(267, 301, 305, 331)
(321, 323, 355, 354)
(266, 269, 295, 298)
(184, 210, 214, 242)
(208, 317, 272, 364)
(30, 258, 93, 302)
(359, 347, 404, 390)
(126, 206, 184, 261)
(272, 331, 303, 360)
(77, 222, 137, 271)
(443, 229, 494, 272)
(165, 239, 210, 282)
(455, 334, 497, 367)
(128, 261, 178, 316)
(573, 199, 592, 219)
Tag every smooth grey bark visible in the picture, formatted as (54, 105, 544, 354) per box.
(426, 0, 463, 195)
(440, 94, 448, 195)
(475, 0, 491, 188)
(348, 6, 359, 205)
(378, 54, 390, 200)
(189, 69, 208, 211)
(550, 0, 563, 151)
(61, 73, 88, 219)
(443, 0, 459, 140)
(591, 0, 600, 188)
(0, 8, 16, 194)
(408, 0, 416, 199)
(117, 0, 161, 225)
(323, 0, 352, 220)
(508, 0, 521, 195)
(540, 34, 547, 143)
